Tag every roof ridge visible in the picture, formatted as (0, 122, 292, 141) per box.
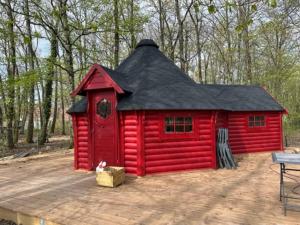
(198, 83, 261, 88)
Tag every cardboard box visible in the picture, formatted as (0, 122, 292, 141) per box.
(96, 167, 125, 187)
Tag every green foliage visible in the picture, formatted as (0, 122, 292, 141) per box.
(208, 5, 216, 14)
(269, 0, 277, 8)
(33, 31, 41, 39)
(51, 8, 61, 19)
(193, 2, 200, 13)
(251, 4, 257, 12)
(23, 35, 31, 45)
(235, 19, 253, 33)
(90, 22, 99, 32)
(15, 70, 39, 90)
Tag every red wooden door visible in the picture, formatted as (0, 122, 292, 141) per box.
(90, 90, 117, 168)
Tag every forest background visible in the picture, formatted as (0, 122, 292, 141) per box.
(0, 0, 299, 152)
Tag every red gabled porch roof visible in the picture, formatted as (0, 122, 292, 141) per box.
(71, 64, 124, 97)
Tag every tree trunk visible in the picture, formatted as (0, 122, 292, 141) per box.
(39, 31, 58, 145)
(5, 0, 16, 149)
(113, 0, 119, 68)
(59, 68, 66, 135)
(59, 0, 74, 147)
(50, 69, 58, 134)
(238, 1, 252, 84)
(244, 22, 252, 84)
(0, 106, 3, 135)
(25, 0, 35, 143)
(60, 1, 74, 97)
(225, 4, 233, 83)
(184, 25, 189, 74)
(189, 6, 203, 82)
(158, 0, 165, 52)
(204, 52, 210, 84)
(37, 82, 43, 127)
(175, 0, 184, 72)
(20, 109, 27, 135)
(129, 0, 136, 50)
(14, 67, 20, 144)
(195, 16, 202, 83)
(210, 52, 216, 84)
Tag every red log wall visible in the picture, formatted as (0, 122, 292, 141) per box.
(143, 111, 216, 174)
(74, 109, 283, 174)
(120, 111, 139, 174)
(228, 112, 283, 154)
(72, 114, 90, 170)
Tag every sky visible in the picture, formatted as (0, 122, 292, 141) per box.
(36, 38, 50, 58)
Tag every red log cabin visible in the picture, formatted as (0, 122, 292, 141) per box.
(67, 39, 286, 176)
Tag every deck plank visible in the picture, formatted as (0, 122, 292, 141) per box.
(0, 151, 300, 224)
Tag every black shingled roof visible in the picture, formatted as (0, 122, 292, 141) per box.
(67, 97, 87, 114)
(101, 66, 132, 92)
(67, 39, 285, 114)
(198, 84, 285, 111)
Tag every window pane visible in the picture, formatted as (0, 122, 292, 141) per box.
(165, 116, 193, 134)
(255, 116, 261, 121)
(165, 117, 174, 125)
(176, 117, 184, 124)
(165, 125, 174, 133)
(185, 125, 193, 132)
(97, 98, 111, 119)
(255, 121, 261, 126)
(185, 117, 192, 124)
(175, 125, 184, 132)
(249, 115, 265, 127)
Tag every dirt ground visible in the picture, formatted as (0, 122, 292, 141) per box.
(1, 147, 300, 225)
(0, 219, 16, 225)
(0, 135, 70, 159)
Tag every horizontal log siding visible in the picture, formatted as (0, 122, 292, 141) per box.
(122, 112, 139, 174)
(74, 115, 89, 170)
(144, 111, 215, 174)
(228, 112, 282, 154)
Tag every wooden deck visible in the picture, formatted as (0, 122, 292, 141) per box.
(0, 150, 300, 225)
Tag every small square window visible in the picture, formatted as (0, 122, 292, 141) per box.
(164, 116, 193, 134)
(248, 115, 265, 128)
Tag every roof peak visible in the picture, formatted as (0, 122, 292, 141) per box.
(136, 39, 159, 49)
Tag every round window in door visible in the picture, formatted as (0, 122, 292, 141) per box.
(96, 98, 112, 119)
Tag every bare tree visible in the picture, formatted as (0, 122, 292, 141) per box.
(24, 0, 36, 143)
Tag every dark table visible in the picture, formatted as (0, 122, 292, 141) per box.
(272, 152, 300, 215)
